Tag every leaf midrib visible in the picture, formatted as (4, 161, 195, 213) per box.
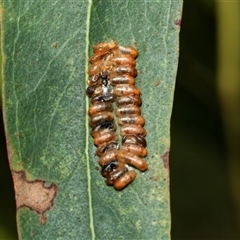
(85, 0, 95, 239)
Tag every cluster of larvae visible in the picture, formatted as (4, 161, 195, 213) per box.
(86, 40, 147, 190)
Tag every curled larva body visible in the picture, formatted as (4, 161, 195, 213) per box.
(122, 134, 147, 148)
(93, 132, 118, 147)
(91, 93, 115, 104)
(90, 112, 114, 127)
(113, 84, 141, 96)
(122, 144, 148, 157)
(111, 55, 136, 66)
(113, 170, 137, 190)
(112, 66, 137, 77)
(116, 105, 141, 117)
(97, 141, 119, 156)
(93, 40, 118, 55)
(118, 115, 145, 126)
(105, 166, 128, 186)
(88, 60, 112, 76)
(120, 124, 147, 137)
(91, 121, 116, 138)
(116, 95, 142, 107)
(118, 150, 148, 172)
(86, 85, 102, 98)
(118, 45, 138, 58)
(88, 102, 113, 116)
(98, 150, 119, 167)
(87, 40, 147, 190)
(111, 75, 135, 85)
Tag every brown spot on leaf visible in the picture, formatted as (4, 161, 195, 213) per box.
(151, 175, 159, 181)
(154, 80, 160, 86)
(174, 18, 182, 27)
(15, 131, 20, 137)
(161, 149, 170, 169)
(12, 171, 57, 224)
(17, 161, 23, 167)
(52, 42, 58, 48)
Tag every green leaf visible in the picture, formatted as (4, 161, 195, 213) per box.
(1, 0, 182, 239)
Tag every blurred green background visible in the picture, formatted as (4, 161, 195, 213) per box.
(1, 1, 240, 239)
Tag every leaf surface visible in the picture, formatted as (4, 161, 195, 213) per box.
(1, 1, 182, 239)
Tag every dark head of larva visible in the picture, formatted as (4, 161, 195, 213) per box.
(97, 142, 119, 156)
(86, 86, 95, 97)
(122, 134, 147, 148)
(100, 71, 109, 79)
(92, 121, 116, 133)
(101, 161, 118, 177)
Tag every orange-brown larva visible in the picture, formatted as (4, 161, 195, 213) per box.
(117, 95, 142, 106)
(113, 84, 141, 96)
(96, 141, 119, 156)
(98, 150, 119, 167)
(91, 122, 117, 138)
(87, 40, 147, 190)
(122, 144, 148, 157)
(89, 112, 114, 127)
(116, 105, 141, 117)
(93, 132, 118, 147)
(111, 55, 136, 66)
(88, 102, 113, 116)
(120, 124, 147, 137)
(118, 45, 138, 58)
(112, 66, 137, 77)
(93, 40, 118, 55)
(113, 170, 137, 191)
(106, 167, 129, 186)
(122, 134, 147, 147)
(118, 115, 145, 126)
(117, 150, 148, 172)
(111, 75, 135, 85)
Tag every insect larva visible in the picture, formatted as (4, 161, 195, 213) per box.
(120, 124, 147, 137)
(112, 66, 137, 77)
(118, 45, 138, 57)
(87, 40, 148, 190)
(96, 141, 119, 156)
(116, 95, 142, 107)
(118, 115, 145, 126)
(113, 84, 141, 96)
(93, 40, 118, 55)
(111, 55, 136, 66)
(117, 150, 148, 171)
(122, 134, 147, 148)
(89, 112, 114, 127)
(122, 144, 148, 157)
(91, 122, 116, 139)
(113, 170, 137, 191)
(107, 168, 129, 186)
(98, 150, 119, 167)
(116, 105, 141, 116)
(88, 102, 113, 116)
(111, 75, 135, 85)
(93, 131, 118, 147)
